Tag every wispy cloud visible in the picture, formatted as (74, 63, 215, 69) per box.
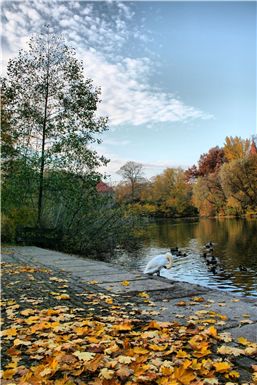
(2, 1, 212, 127)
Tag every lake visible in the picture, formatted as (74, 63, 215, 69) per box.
(109, 218, 257, 298)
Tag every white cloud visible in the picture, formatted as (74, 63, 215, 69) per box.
(1, 0, 212, 128)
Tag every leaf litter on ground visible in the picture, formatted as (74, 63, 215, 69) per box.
(1, 259, 257, 385)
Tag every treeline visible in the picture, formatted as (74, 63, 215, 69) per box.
(1, 31, 140, 254)
(115, 136, 257, 218)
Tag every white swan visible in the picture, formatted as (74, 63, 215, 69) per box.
(144, 252, 173, 276)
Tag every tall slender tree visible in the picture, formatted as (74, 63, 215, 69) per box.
(2, 28, 108, 226)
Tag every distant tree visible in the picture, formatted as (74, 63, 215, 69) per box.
(151, 168, 195, 216)
(1, 28, 108, 227)
(185, 147, 226, 182)
(220, 157, 257, 212)
(224, 136, 251, 162)
(192, 174, 226, 216)
(117, 161, 144, 200)
(197, 146, 226, 176)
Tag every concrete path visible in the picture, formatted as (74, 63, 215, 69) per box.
(3, 245, 257, 343)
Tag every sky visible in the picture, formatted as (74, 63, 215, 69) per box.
(1, 1, 256, 182)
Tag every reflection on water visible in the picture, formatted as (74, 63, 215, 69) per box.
(110, 218, 257, 298)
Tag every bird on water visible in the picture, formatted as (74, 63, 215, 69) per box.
(144, 252, 173, 276)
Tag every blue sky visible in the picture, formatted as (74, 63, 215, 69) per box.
(2, 1, 256, 181)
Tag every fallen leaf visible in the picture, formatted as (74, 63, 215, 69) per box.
(73, 351, 96, 361)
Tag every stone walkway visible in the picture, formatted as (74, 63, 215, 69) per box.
(2, 245, 257, 344)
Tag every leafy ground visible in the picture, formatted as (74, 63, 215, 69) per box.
(1, 249, 257, 385)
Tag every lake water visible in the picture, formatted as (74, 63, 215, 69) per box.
(109, 218, 257, 298)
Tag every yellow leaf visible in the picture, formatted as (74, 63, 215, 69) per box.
(213, 362, 231, 372)
(237, 336, 252, 346)
(40, 368, 52, 377)
(118, 355, 135, 364)
(192, 296, 205, 302)
(112, 322, 132, 331)
(73, 351, 96, 361)
(228, 370, 240, 379)
(133, 347, 149, 354)
(217, 345, 244, 356)
(121, 281, 130, 286)
(174, 366, 196, 384)
(88, 280, 98, 284)
(20, 309, 35, 316)
(99, 368, 114, 379)
(1, 328, 17, 337)
(138, 292, 149, 298)
(245, 346, 257, 355)
(105, 298, 113, 304)
(176, 301, 187, 306)
(149, 343, 168, 351)
(56, 294, 70, 300)
(13, 338, 31, 346)
(206, 325, 217, 337)
(176, 350, 189, 358)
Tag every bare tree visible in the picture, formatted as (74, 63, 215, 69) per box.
(117, 161, 144, 200)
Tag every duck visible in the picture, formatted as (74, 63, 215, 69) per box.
(144, 252, 173, 276)
(205, 242, 213, 248)
(239, 265, 247, 272)
(208, 266, 217, 274)
(206, 256, 218, 266)
(170, 247, 179, 253)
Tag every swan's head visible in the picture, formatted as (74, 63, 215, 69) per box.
(165, 252, 173, 269)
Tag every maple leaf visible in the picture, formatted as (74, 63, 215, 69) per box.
(240, 319, 253, 325)
(112, 322, 132, 331)
(217, 345, 244, 356)
(213, 362, 231, 372)
(121, 281, 130, 286)
(56, 294, 70, 300)
(133, 347, 149, 354)
(192, 296, 205, 302)
(73, 351, 96, 361)
(138, 292, 149, 298)
(174, 366, 196, 384)
(39, 367, 52, 377)
(20, 309, 35, 316)
(206, 326, 217, 338)
(176, 301, 187, 306)
(99, 368, 114, 379)
(118, 355, 135, 364)
(218, 332, 232, 342)
(237, 336, 252, 346)
(116, 366, 134, 379)
(244, 346, 257, 355)
(13, 338, 31, 346)
(1, 328, 17, 337)
(226, 370, 240, 379)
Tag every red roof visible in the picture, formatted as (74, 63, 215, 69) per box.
(96, 181, 113, 193)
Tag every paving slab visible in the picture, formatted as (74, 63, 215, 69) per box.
(97, 278, 177, 293)
(228, 323, 257, 343)
(81, 272, 148, 283)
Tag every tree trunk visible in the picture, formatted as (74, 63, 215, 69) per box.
(37, 51, 50, 227)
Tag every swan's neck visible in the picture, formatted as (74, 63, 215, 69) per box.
(166, 254, 173, 269)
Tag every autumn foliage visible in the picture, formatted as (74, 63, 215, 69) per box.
(116, 136, 257, 218)
(1, 260, 257, 385)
